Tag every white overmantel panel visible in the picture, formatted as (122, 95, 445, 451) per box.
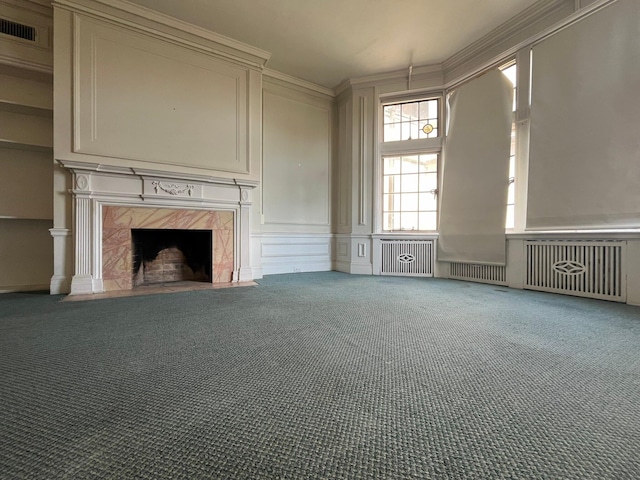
(73, 15, 250, 174)
(53, 0, 265, 182)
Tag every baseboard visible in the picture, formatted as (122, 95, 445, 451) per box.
(334, 260, 372, 275)
(0, 283, 50, 293)
(50, 275, 71, 295)
(263, 261, 332, 276)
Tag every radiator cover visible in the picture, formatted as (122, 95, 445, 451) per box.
(449, 263, 507, 285)
(524, 240, 626, 302)
(381, 240, 434, 277)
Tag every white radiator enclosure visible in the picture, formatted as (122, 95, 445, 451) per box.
(370, 233, 640, 305)
(524, 240, 626, 302)
(380, 239, 434, 277)
(449, 263, 507, 286)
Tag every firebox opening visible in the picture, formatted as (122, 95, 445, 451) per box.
(131, 229, 212, 286)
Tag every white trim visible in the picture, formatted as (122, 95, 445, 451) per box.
(442, 0, 615, 90)
(508, 231, 640, 240)
(0, 283, 50, 293)
(442, 1, 574, 80)
(52, 0, 270, 68)
(336, 64, 442, 96)
(262, 68, 334, 98)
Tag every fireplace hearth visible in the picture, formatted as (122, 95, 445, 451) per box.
(132, 229, 212, 286)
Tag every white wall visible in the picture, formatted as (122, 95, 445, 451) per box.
(258, 76, 334, 275)
(51, 0, 268, 293)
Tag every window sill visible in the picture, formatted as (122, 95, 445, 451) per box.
(373, 232, 439, 240)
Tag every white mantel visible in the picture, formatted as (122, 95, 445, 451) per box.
(57, 160, 257, 295)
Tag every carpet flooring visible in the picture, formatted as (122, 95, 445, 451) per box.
(1, 272, 639, 479)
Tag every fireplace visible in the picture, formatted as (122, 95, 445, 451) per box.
(132, 229, 212, 286)
(55, 161, 257, 296)
(101, 206, 235, 292)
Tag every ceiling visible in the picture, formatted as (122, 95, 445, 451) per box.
(127, 0, 540, 88)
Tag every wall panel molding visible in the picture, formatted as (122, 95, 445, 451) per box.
(255, 233, 333, 275)
(53, 0, 270, 69)
(72, 14, 250, 173)
(262, 87, 332, 228)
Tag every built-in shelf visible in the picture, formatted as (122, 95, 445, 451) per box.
(0, 216, 52, 221)
(0, 100, 52, 117)
(0, 140, 52, 152)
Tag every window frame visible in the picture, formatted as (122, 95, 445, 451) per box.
(377, 92, 444, 234)
(498, 59, 517, 231)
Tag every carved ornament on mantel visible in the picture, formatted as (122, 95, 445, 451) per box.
(151, 181, 195, 196)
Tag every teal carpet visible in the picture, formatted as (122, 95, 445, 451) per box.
(1, 272, 639, 479)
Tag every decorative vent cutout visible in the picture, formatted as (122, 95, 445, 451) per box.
(0, 18, 36, 41)
(450, 263, 506, 285)
(525, 240, 626, 302)
(381, 240, 434, 277)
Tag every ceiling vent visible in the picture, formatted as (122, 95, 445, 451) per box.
(0, 18, 37, 42)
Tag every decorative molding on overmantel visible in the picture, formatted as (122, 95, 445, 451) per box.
(263, 68, 335, 99)
(52, 0, 271, 70)
(57, 160, 259, 189)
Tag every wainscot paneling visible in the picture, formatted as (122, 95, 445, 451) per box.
(257, 234, 332, 275)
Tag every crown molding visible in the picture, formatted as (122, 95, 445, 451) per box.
(443, 0, 616, 89)
(263, 68, 335, 98)
(443, 0, 575, 77)
(335, 64, 443, 96)
(53, 0, 271, 69)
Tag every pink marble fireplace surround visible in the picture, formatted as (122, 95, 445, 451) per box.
(102, 206, 234, 291)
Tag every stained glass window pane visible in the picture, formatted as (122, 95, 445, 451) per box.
(400, 122, 411, 140)
(402, 102, 419, 120)
(384, 124, 401, 142)
(384, 104, 401, 122)
(383, 99, 440, 142)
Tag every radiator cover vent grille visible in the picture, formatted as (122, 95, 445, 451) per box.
(525, 240, 626, 302)
(0, 18, 37, 41)
(381, 240, 434, 277)
(450, 263, 506, 285)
